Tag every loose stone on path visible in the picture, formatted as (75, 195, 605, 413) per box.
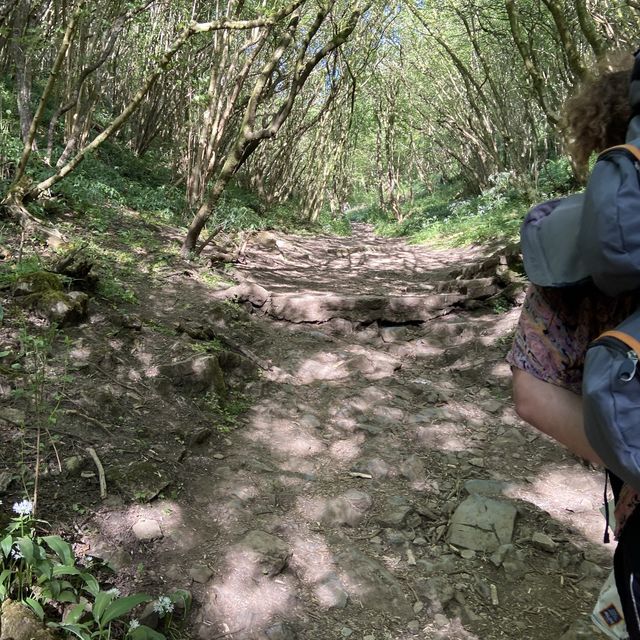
(132, 518, 163, 541)
(446, 494, 517, 552)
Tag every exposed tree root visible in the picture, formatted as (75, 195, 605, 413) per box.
(1, 190, 66, 248)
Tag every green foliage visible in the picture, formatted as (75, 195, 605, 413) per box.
(0, 255, 44, 290)
(0, 79, 21, 185)
(316, 210, 352, 236)
(52, 143, 185, 224)
(0, 504, 189, 639)
(366, 178, 526, 247)
(536, 156, 577, 196)
(203, 390, 250, 434)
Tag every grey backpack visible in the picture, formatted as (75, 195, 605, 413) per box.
(580, 141, 640, 297)
(583, 309, 640, 491)
(520, 141, 640, 296)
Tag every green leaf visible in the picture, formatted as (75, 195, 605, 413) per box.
(58, 589, 78, 603)
(42, 535, 74, 565)
(81, 572, 100, 597)
(64, 603, 86, 624)
(130, 625, 166, 640)
(0, 535, 12, 558)
(24, 597, 45, 621)
(169, 588, 192, 612)
(52, 565, 81, 577)
(16, 537, 35, 563)
(92, 589, 115, 624)
(43, 578, 61, 599)
(35, 559, 54, 580)
(50, 622, 92, 640)
(102, 594, 151, 625)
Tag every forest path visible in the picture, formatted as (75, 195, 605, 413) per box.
(1, 221, 610, 640)
(166, 224, 609, 640)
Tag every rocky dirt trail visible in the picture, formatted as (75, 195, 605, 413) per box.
(0, 222, 614, 640)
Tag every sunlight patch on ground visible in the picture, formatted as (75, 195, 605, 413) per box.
(200, 548, 298, 635)
(91, 500, 188, 549)
(413, 423, 468, 452)
(328, 435, 364, 462)
(286, 529, 346, 608)
(244, 413, 326, 458)
(505, 465, 608, 545)
(294, 495, 329, 524)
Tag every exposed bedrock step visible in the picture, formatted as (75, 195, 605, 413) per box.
(267, 292, 466, 323)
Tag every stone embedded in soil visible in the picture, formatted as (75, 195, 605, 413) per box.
(337, 549, 413, 619)
(157, 355, 227, 396)
(481, 399, 503, 414)
(489, 543, 514, 568)
(0, 407, 25, 425)
(377, 504, 414, 528)
(446, 494, 517, 552)
(322, 489, 373, 527)
(268, 292, 464, 324)
(265, 621, 297, 640)
(110, 460, 172, 502)
(379, 325, 410, 343)
(417, 576, 456, 615)
(531, 532, 557, 553)
(133, 518, 163, 541)
(238, 530, 290, 576)
(139, 602, 160, 630)
(353, 457, 391, 478)
(189, 564, 214, 583)
(0, 599, 57, 640)
(399, 454, 426, 482)
(218, 281, 271, 307)
(89, 540, 131, 571)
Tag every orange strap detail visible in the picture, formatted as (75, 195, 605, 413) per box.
(599, 143, 640, 162)
(599, 330, 640, 355)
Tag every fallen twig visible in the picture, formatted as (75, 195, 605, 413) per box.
(86, 447, 107, 499)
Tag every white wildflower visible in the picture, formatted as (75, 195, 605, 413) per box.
(12, 499, 33, 516)
(129, 618, 140, 630)
(152, 595, 174, 616)
(107, 587, 121, 597)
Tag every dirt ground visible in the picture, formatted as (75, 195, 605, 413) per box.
(0, 217, 614, 640)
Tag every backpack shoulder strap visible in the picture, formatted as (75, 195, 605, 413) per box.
(598, 143, 640, 162)
(599, 330, 640, 355)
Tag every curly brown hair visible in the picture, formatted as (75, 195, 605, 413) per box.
(562, 53, 634, 171)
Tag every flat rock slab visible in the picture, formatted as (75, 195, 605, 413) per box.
(268, 293, 464, 323)
(447, 494, 517, 552)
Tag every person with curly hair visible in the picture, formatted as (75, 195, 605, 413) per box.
(509, 53, 637, 466)
(509, 52, 640, 638)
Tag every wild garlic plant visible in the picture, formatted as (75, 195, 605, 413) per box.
(0, 499, 188, 639)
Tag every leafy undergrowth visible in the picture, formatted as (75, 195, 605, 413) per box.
(358, 158, 581, 247)
(1, 501, 189, 639)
